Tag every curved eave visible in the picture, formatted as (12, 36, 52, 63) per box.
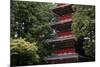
(50, 4, 73, 16)
(49, 18, 72, 26)
(44, 53, 78, 61)
(50, 4, 73, 12)
(46, 35, 77, 43)
(53, 4, 73, 9)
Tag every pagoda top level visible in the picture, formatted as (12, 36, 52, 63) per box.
(56, 4, 72, 8)
(50, 4, 73, 16)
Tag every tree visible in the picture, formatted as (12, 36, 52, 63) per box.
(72, 5, 95, 58)
(11, 1, 55, 65)
(11, 38, 39, 66)
(11, 1, 54, 41)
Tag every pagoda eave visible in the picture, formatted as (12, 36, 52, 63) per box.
(44, 53, 78, 62)
(51, 4, 73, 16)
(46, 35, 77, 43)
(55, 4, 73, 9)
(49, 18, 72, 26)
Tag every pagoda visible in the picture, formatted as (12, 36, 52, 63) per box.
(45, 4, 79, 63)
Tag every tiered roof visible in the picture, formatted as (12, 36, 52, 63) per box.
(45, 3, 78, 63)
(51, 4, 73, 16)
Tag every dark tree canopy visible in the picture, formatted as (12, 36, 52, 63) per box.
(11, 1, 54, 41)
(72, 5, 95, 58)
(11, 1, 55, 65)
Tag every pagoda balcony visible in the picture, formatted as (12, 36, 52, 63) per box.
(49, 40, 76, 50)
(44, 53, 78, 63)
(52, 44, 76, 50)
(58, 32, 73, 36)
(53, 48, 76, 55)
(50, 4, 73, 16)
(50, 21, 72, 33)
(46, 34, 77, 48)
(58, 13, 73, 21)
(49, 15, 72, 26)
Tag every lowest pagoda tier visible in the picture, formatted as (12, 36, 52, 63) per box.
(45, 34, 78, 63)
(44, 53, 78, 63)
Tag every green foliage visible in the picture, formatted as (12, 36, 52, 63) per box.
(11, 1, 55, 65)
(11, 38, 39, 66)
(83, 40, 95, 57)
(72, 5, 95, 37)
(72, 5, 95, 58)
(11, 1, 54, 41)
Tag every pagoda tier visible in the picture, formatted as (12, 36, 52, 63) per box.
(53, 48, 76, 55)
(58, 13, 73, 21)
(52, 44, 76, 50)
(44, 53, 78, 63)
(51, 4, 73, 16)
(46, 35, 77, 50)
(50, 14, 72, 26)
(58, 32, 73, 36)
(49, 41, 76, 50)
(50, 22, 72, 33)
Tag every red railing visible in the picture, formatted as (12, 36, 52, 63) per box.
(58, 14, 72, 21)
(53, 48, 76, 54)
(58, 32, 73, 36)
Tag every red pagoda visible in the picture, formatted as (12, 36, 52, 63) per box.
(45, 4, 79, 63)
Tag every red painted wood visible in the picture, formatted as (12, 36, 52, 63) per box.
(46, 4, 78, 63)
(58, 14, 72, 21)
(58, 32, 73, 36)
(53, 48, 76, 54)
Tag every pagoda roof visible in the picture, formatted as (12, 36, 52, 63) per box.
(55, 4, 72, 9)
(44, 53, 78, 61)
(50, 4, 73, 16)
(46, 35, 77, 43)
(49, 18, 72, 26)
